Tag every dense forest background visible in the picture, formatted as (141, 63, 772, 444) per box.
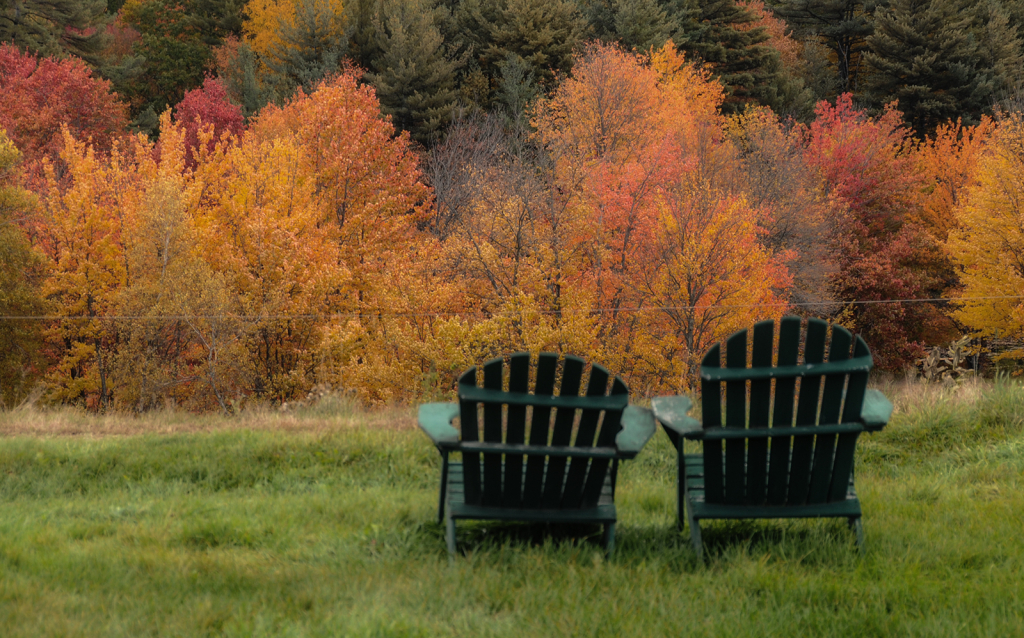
(1, 0, 1024, 411)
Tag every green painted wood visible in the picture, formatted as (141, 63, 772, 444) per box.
(767, 317, 801, 505)
(700, 356, 872, 381)
(503, 353, 530, 507)
(789, 319, 828, 506)
(522, 353, 559, 507)
(459, 442, 618, 458)
(458, 366, 482, 505)
(432, 355, 655, 557)
(696, 423, 866, 439)
(542, 356, 585, 508)
(563, 364, 609, 508)
(417, 402, 460, 448)
(747, 320, 775, 505)
(651, 396, 698, 440)
(446, 462, 616, 523)
(701, 343, 725, 505)
(860, 389, 893, 429)
(449, 503, 618, 523)
(458, 386, 629, 410)
(584, 371, 625, 507)
(830, 337, 872, 501)
(808, 327, 852, 504)
(614, 402, 655, 456)
(701, 344, 723, 427)
(724, 330, 748, 505)
(481, 357, 505, 507)
(682, 455, 861, 519)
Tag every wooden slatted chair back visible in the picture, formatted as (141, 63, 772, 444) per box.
(456, 352, 629, 510)
(699, 317, 873, 508)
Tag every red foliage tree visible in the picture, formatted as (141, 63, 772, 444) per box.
(802, 94, 942, 368)
(173, 76, 245, 168)
(0, 44, 128, 178)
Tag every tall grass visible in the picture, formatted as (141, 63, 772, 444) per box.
(1, 380, 1023, 636)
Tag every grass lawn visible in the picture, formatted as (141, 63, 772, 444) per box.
(1, 381, 1023, 636)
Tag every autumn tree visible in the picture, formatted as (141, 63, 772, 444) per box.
(802, 94, 944, 366)
(173, 76, 245, 166)
(947, 114, 1024, 356)
(243, 0, 345, 64)
(0, 130, 47, 405)
(726, 106, 840, 308)
(246, 71, 442, 401)
(37, 130, 131, 407)
(913, 118, 993, 244)
(243, 0, 347, 95)
(526, 43, 792, 391)
(0, 45, 128, 180)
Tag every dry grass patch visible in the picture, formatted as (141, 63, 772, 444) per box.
(0, 394, 417, 438)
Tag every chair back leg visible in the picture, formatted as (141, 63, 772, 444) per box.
(687, 505, 703, 561)
(603, 522, 616, 558)
(446, 512, 457, 561)
(849, 516, 865, 556)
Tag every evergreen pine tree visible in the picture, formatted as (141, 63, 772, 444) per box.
(222, 42, 276, 119)
(453, 0, 586, 106)
(580, 0, 674, 51)
(977, 0, 1024, 99)
(772, 0, 878, 93)
(366, 0, 464, 144)
(864, 0, 994, 134)
(668, 0, 785, 112)
(264, 0, 348, 95)
(0, 0, 109, 63)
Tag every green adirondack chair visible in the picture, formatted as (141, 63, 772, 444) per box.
(418, 353, 657, 558)
(651, 317, 893, 559)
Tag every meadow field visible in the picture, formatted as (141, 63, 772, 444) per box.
(1, 379, 1023, 637)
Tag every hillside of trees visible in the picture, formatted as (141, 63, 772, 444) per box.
(1, 0, 1023, 410)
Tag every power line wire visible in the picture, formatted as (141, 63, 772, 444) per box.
(0, 295, 1020, 321)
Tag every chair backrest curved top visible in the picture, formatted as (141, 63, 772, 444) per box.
(456, 352, 628, 510)
(698, 317, 875, 507)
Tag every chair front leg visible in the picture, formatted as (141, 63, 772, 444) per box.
(438, 450, 449, 524)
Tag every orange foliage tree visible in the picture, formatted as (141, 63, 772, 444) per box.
(440, 42, 793, 394)
(246, 71, 448, 402)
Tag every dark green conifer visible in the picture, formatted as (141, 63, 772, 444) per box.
(366, 0, 464, 144)
(0, 0, 109, 63)
(264, 0, 348, 95)
(669, 0, 785, 112)
(453, 0, 587, 106)
(580, 0, 674, 51)
(772, 0, 878, 93)
(864, 0, 994, 133)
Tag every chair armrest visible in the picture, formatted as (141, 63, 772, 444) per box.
(651, 396, 703, 438)
(615, 405, 657, 458)
(418, 403, 461, 449)
(860, 389, 893, 431)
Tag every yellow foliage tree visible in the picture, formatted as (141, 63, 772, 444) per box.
(0, 130, 48, 406)
(947, 114, 1024, 356)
